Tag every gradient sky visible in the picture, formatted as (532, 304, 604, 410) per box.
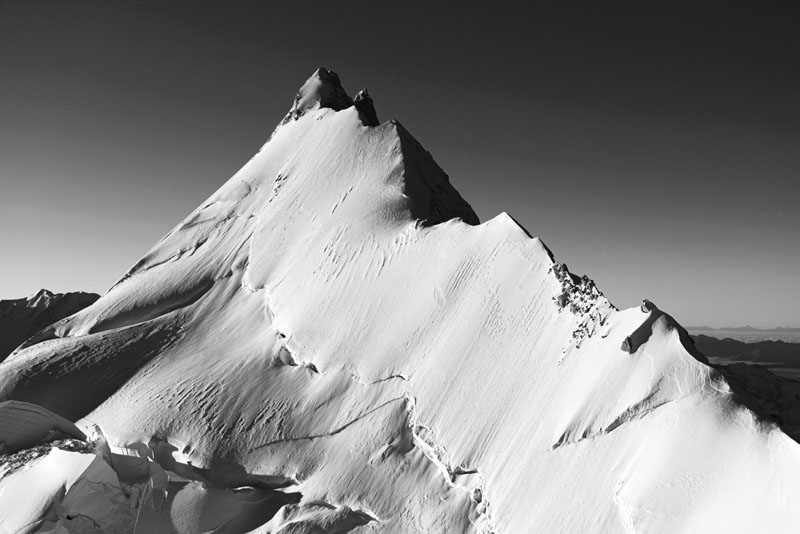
(1, 1, 798, 328)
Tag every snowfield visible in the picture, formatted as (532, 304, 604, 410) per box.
(2, 68, 800, 533)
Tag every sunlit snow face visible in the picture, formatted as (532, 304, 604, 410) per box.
(1, 61, 799, 534)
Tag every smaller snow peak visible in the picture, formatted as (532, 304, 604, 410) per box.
(27, 289, 54, 305)
(622, 304, 669, 354)
(640, 299, 658, 313)
(496, 212, 534, 239)
(620, 304, 709, 364)
(354, 88, 380, 126)
(283, 67, 354, 124)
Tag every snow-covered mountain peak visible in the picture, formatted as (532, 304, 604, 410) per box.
(283, 67, 355, 124)
(3, 69, 800, 533)
(26, 288, 54, 307)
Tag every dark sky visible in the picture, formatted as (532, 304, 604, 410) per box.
(1, 1, 798, 327)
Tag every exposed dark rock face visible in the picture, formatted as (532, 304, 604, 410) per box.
(354, 88, 380, 126)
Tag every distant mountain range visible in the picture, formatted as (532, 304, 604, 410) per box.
(691, 334, 800, 381)
(0, 289, 99, 362)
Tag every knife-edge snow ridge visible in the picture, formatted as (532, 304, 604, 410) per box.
(1, 68, 800, 533)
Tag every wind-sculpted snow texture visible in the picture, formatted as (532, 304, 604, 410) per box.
(2, 69, 800, 533)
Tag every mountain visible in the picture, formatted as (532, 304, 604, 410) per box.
(2, 68, 800, 533)
(688, 326, 800, 333)
(688, 326, 800, 344)
(0, 289, 99, 363)
(693, 334, 800, 380)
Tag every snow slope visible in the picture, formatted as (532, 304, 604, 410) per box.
(2, 68, 800, 533)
